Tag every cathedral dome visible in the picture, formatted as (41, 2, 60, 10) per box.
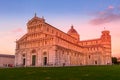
(67, 25, 78, 35)
(67, 25, 79, 40)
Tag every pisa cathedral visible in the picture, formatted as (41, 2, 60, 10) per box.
(15, 14, 112, 67)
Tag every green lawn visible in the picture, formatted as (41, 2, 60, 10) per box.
(0, 65, 120, 80)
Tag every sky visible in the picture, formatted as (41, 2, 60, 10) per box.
(0, 0, 120, 57)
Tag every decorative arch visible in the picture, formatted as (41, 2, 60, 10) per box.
(31, 49, 37, 66)
(20, 50, 27, 66)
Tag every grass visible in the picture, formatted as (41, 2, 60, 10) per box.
(0, 65, 120, 80)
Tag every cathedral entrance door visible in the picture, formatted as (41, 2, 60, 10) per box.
(95, 61, 97, 65)
(32, 55, 36, 66)
(43, 57, 47, 65)
(23, 58, 25, 66)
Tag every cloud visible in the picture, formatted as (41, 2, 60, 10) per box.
(108, 5, 114, 10)
(11, 28, 24, 33)
(0, 28, 26, 54)
(90, 6, 120, 25)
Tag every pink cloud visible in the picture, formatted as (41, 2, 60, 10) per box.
(99, 11, 106, 15)
(90, 6, 120, 25)
(11, 28, 23, 33)
(108, 5, 114, 10)
(90, 13, 120, 25)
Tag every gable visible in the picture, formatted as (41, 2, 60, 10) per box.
(27, 16, 45, 26)
(17, 34, 28, 43)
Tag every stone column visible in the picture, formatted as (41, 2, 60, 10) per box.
(17, 52, 22, 66)
(26, 50, 31, 66)
(37, 49, 42, 66)
(48, 46, 56, 66)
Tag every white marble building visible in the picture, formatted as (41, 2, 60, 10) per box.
(15, 15, 112, 67)
(0, 54, 15, 67)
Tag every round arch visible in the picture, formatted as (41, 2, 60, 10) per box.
(31, 49, 37, 66)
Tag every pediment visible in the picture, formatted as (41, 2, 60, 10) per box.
(17, 34, 28, 43)
(27, 16, 45, 25)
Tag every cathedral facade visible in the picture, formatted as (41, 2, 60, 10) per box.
(15, 15, 112, 67)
